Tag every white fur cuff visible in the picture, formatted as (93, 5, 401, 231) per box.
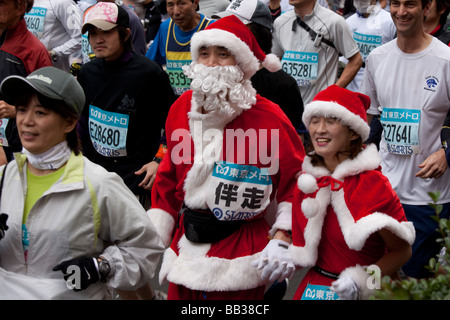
(269, 201, 292, 235)
(147, 208, 175, 248)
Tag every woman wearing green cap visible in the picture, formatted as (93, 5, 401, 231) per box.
(0, 66, 164, 299)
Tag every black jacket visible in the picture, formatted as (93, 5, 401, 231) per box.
(77, 52, 176, 194)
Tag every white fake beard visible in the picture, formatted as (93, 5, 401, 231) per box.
(183, 62, 256, 119)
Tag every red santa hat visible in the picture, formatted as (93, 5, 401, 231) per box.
(302, 85, 371, 141)
(190, 15, 281, 79)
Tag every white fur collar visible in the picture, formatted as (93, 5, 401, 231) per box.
(302, 143, 381, 180)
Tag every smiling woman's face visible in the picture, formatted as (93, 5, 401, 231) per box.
(309, 116, 359, 171)
(16, 95, 75, 155)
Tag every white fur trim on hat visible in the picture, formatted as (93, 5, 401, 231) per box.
(302, 100, 370, 141)
(262, 53, 282, 73)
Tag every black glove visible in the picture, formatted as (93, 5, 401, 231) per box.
(69, 62, 82, 77)
(0, 213, 8, 240)
(53, 257, 99, 291)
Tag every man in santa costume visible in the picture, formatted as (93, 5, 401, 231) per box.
(147, 15, 305, 300)
(289, 85, 415, 300)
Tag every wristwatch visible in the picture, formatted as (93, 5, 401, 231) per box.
(96, 257, 111, 282)
(49, 50, 58, 62)
(152, 156, 162, 164)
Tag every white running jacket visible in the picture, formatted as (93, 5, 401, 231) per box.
(0, 152, 164, 299)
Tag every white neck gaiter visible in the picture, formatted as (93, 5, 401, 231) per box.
(24, 141, 71, 170)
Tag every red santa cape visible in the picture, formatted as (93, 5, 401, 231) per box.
(290, 144, 415, 298)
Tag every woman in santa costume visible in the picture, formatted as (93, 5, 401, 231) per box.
(147, 15, 305, 300)
(290, 85, 415, 300)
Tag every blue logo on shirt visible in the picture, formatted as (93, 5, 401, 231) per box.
(424, 76, 439, 92)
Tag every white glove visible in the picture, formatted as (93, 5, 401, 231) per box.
(251, 239, 295, 282)
(331, 272, 360, 300)
(331, 265, 375, 300)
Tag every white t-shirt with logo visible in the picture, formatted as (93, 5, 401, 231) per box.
(360, 37, 450, 204)
(342, 6, 396, 92)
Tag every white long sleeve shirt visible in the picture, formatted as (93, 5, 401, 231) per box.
(25, 0, 82, 71)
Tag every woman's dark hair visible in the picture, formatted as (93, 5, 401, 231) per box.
(306, 131, 364, 168)
(14, 88, 82, 155)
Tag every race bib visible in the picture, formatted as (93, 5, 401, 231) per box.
(281, 51, 318, 87)
(166, 60, 191, 96)
(88, 105, 129, 157)
(25, 7, 47, 38)
(206, 162, 273, 221)
(380, 108, 420, 155)
(0, 118, 9, 147)
(81, 33, 95, 63)
(301, 284, 340, 300)
(353, 32, 382, 61)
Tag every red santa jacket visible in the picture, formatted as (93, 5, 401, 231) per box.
(148, 90, 304, 292)
(290, 144, 416, 269)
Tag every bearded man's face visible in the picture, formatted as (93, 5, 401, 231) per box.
(183, 62, 256, 118)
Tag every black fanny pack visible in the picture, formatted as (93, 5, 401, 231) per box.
(182, 205, 244, 243)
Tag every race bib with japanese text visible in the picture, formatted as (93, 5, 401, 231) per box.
(206, 162, 273, 221)
(0, 119, 9, 147)
(353, 32, 382, 61)
(301, 284, 340, 300)
(25, 7, 47, 38)
(380, 108, 420, 155)
(81, 33, 95, 63)
(166, 59, 191, 96)
(281, 51, 318, 87)
(88, 105, 129, 157)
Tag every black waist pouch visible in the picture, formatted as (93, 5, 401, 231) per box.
(182, 206, 244, 243)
